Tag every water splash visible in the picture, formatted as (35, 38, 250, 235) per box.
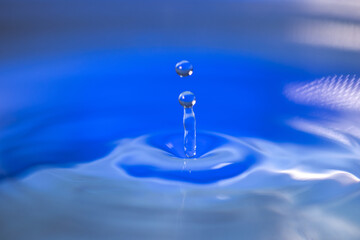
(118, 131, 259, 184)
(179, 91, 196, 158)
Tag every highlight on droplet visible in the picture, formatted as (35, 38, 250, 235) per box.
(175, 60, 193, 77)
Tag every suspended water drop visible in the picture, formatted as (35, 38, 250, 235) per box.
(179, 91, 196, 108)
(175, 60, 193, 77)
(179, 91, 196, 158)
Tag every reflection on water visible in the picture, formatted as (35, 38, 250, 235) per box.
(1, 54, 360, 239)
(286, 74, 360, 151)
(2, 0, 360, 239)
(285, 75, 360, 111)
(1, 129, 360, 239)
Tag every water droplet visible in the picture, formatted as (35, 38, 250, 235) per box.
(179, 91, 196, 158)
(178, 91, 196, 108)
(175, 60, 193, 77)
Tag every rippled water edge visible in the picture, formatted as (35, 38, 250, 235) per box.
(1, 132, 360, 240)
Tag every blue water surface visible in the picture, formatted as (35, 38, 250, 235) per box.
(2, 1, 360, 239)
(0, 49, 329, 177)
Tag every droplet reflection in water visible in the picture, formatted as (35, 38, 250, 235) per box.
(179, 91, 196, 158)
(175, 60, 193, 77)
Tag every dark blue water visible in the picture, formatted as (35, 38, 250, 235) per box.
(2, 0, 360, 239)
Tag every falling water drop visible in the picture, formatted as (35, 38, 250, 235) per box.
(179, 91, 196, 158)
(175, 60, 193, 77)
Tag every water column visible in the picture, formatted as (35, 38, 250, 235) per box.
(179, 91, 196, 158)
